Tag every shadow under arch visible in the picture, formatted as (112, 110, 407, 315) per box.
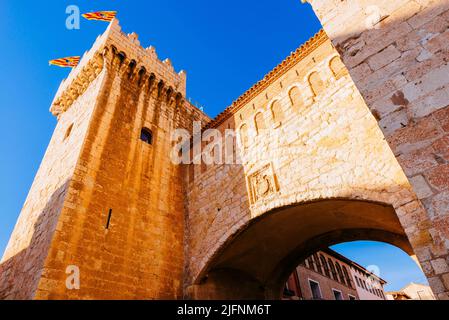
(187, 198, 417, 300)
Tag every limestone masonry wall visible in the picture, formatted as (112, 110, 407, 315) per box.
(184, 36, 427, 297)
(305, 0, 449, 299)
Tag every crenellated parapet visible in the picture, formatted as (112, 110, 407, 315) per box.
(104, 20, 187, 93)
(51, 19, 189, 117)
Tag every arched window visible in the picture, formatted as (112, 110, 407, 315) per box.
(140, 128, 153, 145)
(335, 262, 346, 286)
(328, 258, 337, 281)
(239, 123, 249, 149)
(308, 71, 324, 97)
(271, 100, 284, 123)
(254, 112, 266, 134)
(307, 257, 315, 272)
(342, 266, 353, 289)
(313, 253, 323, 274)
(288, 86, 302, 109)
(329, 56, 347, 80)
(320, 255, 330, 278)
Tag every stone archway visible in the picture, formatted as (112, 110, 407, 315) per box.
(186, 199, 418, 300)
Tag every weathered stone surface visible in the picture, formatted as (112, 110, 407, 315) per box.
(307, 0, 449, 297)
(409, 175, 434, 200)
(367, 45, 402, 71)
(184, 35, 429, 299)
(431, 258, 449, 274)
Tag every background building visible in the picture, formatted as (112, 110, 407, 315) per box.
(351, 260, 386, 301)
(387, 283, 435, 300)
(284, 248, 387, 300)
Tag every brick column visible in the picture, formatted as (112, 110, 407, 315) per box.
(303, 0, 449, 299)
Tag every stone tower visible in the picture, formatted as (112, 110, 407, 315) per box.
(0, 20, 209, 300)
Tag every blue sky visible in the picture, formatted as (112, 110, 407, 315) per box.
(0, 0, 426, 292)
(332, 242, 427, 291)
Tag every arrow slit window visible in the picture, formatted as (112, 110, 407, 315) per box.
(140, 128, 153, 145)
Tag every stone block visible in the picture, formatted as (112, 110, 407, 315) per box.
(431, 258, 449, 274)
(410, 175, 434, 199)
(367, 45, 402, 71)
(426, 165, 449, 191)
(430, 191, 449, 217)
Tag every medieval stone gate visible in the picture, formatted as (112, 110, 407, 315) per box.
(0, 1, 448, 300)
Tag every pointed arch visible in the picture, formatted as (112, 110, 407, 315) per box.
(342, 265, 353, 289)
(328, 258, 337, 281)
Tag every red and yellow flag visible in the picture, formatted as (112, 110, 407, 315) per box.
(82, 11, 117, 22)
(49, 56, 80, 68)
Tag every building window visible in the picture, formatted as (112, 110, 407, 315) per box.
(328, 258, 337, 281)
(309, 280, 322, 300)
(335, 262, 346, 286)
(348, 295, 356, 301)
(284, 282, 295, 298)
(140, 128, 153, 145)
(342, 266, 353, 288)
(320, 255, 330, 278)
(307, 257, 316, 272)
(333, 289, 344, 300)
(362, 280, 367, 290)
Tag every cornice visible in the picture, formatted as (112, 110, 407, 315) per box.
(203, 29, 328, 130)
